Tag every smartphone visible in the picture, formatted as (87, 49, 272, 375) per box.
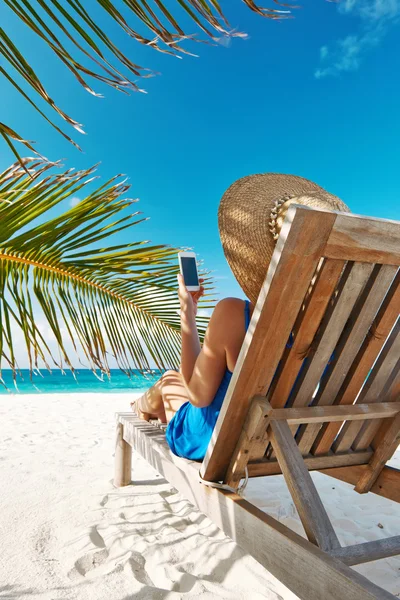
(178, 252, 200, 291)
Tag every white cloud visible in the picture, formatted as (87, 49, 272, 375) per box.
(339, 0, 400, 20)
(315, 33, 374, 78)
(315, 0, 400, 78)
(320, 45, 329, 60)
(339, 0, 358, 14)
(69, 196, 81, 207)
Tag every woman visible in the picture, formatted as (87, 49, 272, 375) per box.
(131, 173, 350, 460)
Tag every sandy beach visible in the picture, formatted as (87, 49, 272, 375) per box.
(0, 392, 399, 599)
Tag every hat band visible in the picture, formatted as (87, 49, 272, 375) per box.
(268, 194, 296, 241)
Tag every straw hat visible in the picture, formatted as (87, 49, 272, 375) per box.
(218, 173, 350, 304)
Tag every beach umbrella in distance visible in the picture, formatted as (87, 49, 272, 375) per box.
(1, 1, 325, 167)
(0, 158, 212, 387)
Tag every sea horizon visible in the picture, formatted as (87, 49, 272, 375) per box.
(0, 368, 161, 394)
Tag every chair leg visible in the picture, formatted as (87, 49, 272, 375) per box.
(114, 422, 132, 487)
(270, 419, 340, 551)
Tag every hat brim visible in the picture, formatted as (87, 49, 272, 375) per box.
(218, 173, 349, 303)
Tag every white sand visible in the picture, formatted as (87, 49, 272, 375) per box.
(0, 392, 399, 599)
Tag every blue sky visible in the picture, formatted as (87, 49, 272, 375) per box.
(1, 0, 400, 366)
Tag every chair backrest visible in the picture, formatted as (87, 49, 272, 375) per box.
(201, 206, 400, 483)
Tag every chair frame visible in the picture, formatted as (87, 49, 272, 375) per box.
(114, 205, 400, 600)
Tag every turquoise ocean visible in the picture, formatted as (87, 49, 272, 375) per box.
(0, 369, 161, 394)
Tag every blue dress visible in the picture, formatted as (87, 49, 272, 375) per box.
(166, 300, 251, 461)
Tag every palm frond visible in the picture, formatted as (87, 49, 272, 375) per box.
(1, 0, 300, 162)
(0, 158, 213, 384)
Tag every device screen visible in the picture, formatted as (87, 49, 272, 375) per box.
(181, 257, 199, 287)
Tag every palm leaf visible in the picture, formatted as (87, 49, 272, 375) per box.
(1, 0, 300, 163)
(0, 158, 213, 385)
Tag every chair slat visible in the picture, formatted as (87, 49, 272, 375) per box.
(333, 321, 400, 453)
(299, 264, 397, 455)
(381, 357, 400, 402)
(268, 258, 345, 409)
(352, 358, 400, 451)
(311, 270, 400, 455)
(288, 263, 373, 455)
(324, 212, 400, 265)
(273, 402, 400, 424)
(247, 449, 373, 477)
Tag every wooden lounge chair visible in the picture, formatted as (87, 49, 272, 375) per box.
(114, 205, 400, 600)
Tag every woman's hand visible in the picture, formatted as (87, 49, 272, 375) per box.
(177, 274, 204, 318)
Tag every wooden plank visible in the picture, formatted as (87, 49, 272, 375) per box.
(353, 358, 400, 451)
(301, 265, 397, 455)
(289, 263, 372, 416)
(319, 465, 400, 503)
(348, 320, 400, 402)
(294, 262, 375, 453)
(270, 402, 400, 424)
(248, 449, 373, 477)
(333, 321, 400, 453)
(312, 271, 400, 455)
(269, 419, 340, 551)
(118, 414, 396, 600)
(324, 212, 400, 265)
(382, 357, 400, 402)
(225, 397, 272, 489)
(354, 362, 400, 451)
(329, 536, 400, 566)
(355, 411, 400, 493)
(201, 207, 338, 483)
(267, 259, 345, 409)
(352, 421, 383, 454)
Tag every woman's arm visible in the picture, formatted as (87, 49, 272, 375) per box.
(178, 275, 246, 408)
(184, 301, 231, 407)
(178, 274, 202, 382)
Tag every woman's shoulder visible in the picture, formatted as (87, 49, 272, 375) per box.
(212, 297, 247, 324)
(215, 297, 246, 310)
